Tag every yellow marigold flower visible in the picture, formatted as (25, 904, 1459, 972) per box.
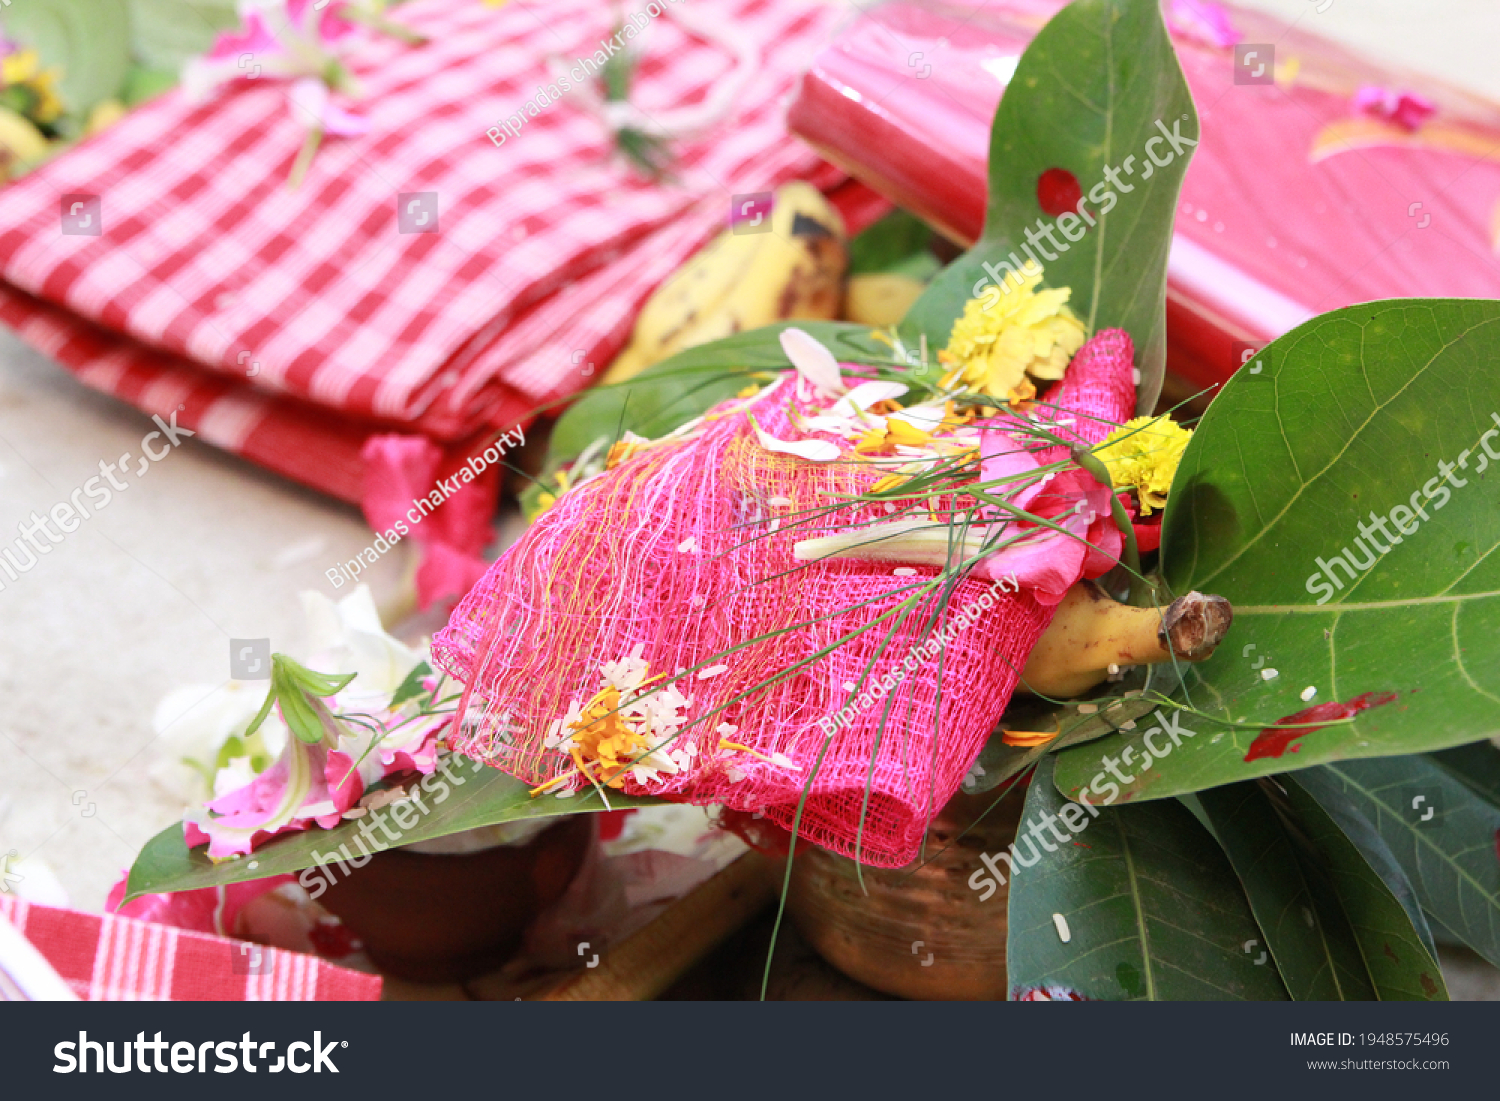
(942, 261, 1086, 403)
(1094, 416, 1193, 516)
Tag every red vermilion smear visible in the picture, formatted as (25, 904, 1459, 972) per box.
(1243, 691, 1401, 762)
(308, 918, 360, 959)
(1037, 168, 1084, 218)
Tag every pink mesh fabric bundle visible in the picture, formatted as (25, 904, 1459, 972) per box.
(432, 329, 1135, 866)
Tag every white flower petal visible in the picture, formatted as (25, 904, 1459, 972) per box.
(832, 380, 907, 417)
(779, 328, 846, 399)
(749, 416, 841, 462)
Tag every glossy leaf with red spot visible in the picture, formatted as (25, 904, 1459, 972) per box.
(902, 0, 1197, 414)
(1053, 299, 1500, 803)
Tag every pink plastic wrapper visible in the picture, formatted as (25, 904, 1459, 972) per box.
(788, 0, 1500, 393)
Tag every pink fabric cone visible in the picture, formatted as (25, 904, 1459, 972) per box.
(433, 329, 1136, 866)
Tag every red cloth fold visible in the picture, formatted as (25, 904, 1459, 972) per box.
(0, 0, 878, 580)
(0, 895, 380, 1001)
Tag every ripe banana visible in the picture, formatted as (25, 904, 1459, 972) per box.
(1018, 583, 1232, 698)
(844, 272, 926, 327)
(604, 181, 847, 384)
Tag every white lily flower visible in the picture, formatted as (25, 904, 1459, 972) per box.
(301, 585, 427, 711)
(148, 680, 290, 804)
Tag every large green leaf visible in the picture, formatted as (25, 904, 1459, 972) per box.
(125, 757, 662, 901)
(1005, 758, 1288, 1000)
(1195, 782, 1375, 1000)
(1054, 299, 1500, 802)
(901, 0, 1196, 413)
(129, 0, 240, 70)
(546, 321, 897, 466)
(2, 0, 133, 117)
(1282, 775, 1447, 999)
(1296, 754, 1500, 968)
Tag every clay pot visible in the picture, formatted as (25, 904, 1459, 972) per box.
(785, 786, 1024, 1000)
(318, 815, 594, 983)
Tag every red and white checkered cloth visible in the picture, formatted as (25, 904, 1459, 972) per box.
(0, 896, 381, 1001)
(0, 0, 873, 505)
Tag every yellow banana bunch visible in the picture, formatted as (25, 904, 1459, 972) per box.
(604, 181, 847, 384)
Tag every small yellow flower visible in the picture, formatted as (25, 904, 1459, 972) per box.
(942, 261, 1086, 404)
(566, 686, 653, 788)
(1094, 416, 1193, 516)
(1, 49, 39, 87)
(2, 50, 64, 125)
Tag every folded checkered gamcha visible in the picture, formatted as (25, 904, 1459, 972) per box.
(1, 896, 380, 1000)
(0, 0, 873, 589)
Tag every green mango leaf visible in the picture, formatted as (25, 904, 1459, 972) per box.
(1296, 754, 1500, 969)
(2, 0, 133, 116)
(1195, 782, 1374, 999)
(1005, 758, 1288, 1000)
(1427, 741, 1500, 807)
(1054, 299, 1500, 802)
(901, 0, 1196, 414)
(546, 321, 901, 468)
(1282, 775, 1447, 999)
(124, 756, 664, 901)
(128, 0, 239, 71)
(1198, 780, 1445, 999)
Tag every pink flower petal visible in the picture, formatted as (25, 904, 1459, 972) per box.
(1353, 85, 1437, 132)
